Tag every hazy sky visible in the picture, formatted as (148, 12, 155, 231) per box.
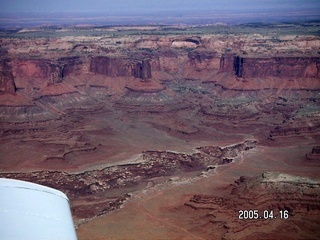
(1, 0, 320, 14)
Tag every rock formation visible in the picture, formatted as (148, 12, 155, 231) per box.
(0, 140, 256, 220)
(1, 39, 319, 98)
(132, 59, 152, 80)
(183, 172, 320, 240)
(235, 56, 320, 78)
(306, 146, 320, 161)
(90, 56, 151, 80)
(0, 59, 16, 93)
(219, 53, 237, 74)
(220, 53, 320, 79)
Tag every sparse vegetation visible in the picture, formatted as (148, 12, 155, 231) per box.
(1, 21, 319, 39)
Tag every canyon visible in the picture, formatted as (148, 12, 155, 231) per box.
(0, 23, 319, 239)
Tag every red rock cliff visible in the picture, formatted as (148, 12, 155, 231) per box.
(0, 59, 16, 94)
(13, 59, 51, 79)
(11, 57, 86, 89)
(4, 52, 320, 95)
(219, 53, 237, 73)
(132, 59, 152, 80)
(59, 57, 84, 79)
(220, 54, 320, 78)
(90, 56, 152, 80)
(237, 56, 320, 78)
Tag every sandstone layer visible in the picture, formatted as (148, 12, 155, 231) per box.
(183, 172, 320, 240)
(1, 140, 256, 221)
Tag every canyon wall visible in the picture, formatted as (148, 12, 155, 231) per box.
(236, 56, 320, 78)
(219, 53, 236, 74)
(1, 50, 320, 96)
(220, 53, 320, 78)
(0, 59, 15, 93)
(59, 57, 84, 79)
(11, 57, 85, 90)
(132, 59, 152, 80)
(90, 56, 152, 80)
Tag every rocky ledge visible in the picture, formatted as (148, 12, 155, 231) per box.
(183, 171, 320, 240)
(0, 140, 256, 222)
(306, 146, 320, 161)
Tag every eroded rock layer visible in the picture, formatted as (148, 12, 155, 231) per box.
(182, 172, 320, 240)
(234, 56, 320, 78)
(0, 59, 15, 93)
(0, 140, 256, 221)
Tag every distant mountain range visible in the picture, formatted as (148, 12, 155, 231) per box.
(1, 9, 320, 28)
